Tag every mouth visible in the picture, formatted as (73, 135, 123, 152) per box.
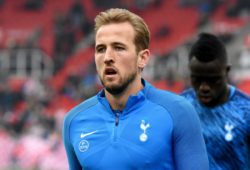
(198, 95, 212, 104)
(104, 67, 117, 78)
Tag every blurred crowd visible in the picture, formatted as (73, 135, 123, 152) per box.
(1, 0, 250, 169)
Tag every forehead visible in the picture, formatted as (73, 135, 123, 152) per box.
(189, 57, 226, 77)
(95, 22, 135, 44)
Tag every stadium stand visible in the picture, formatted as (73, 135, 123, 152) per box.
(0, 0, 250, 169)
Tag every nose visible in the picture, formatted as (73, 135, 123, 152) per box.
(199, 82, 210, 94)
(104, 48, 115, 64)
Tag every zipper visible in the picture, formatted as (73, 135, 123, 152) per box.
(115, 112, 119, 126)
(113, 112, 119, 141)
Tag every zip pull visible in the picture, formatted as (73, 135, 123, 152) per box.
(115, 113, 119, 126)
(113, 110, 121, 126)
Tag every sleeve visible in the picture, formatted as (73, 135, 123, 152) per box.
(245, 108, 250, 168)
(172, 99, 209, 170)
(62, 115, 82, 170)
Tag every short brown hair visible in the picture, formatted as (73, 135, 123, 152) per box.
(94, 8, 150, 52)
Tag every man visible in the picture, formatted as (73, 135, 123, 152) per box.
(63, 8, 208, 170)
(182, 33, 250, 169)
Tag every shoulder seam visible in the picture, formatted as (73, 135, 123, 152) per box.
(66, 97, 98, 144)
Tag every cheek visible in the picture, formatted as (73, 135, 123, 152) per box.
(191, 81, 200, 90)
(120, 57, 137, 70)
(216, 83, 227, 94)
(95, 57, 102, 70)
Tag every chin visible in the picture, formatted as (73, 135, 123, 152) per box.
(202, 101, 217, 107)
(104, 80, 129, 95)
(105, 85, 125, 95)
(104, 80, 119, 88)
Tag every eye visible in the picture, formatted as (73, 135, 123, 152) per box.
(191, 75, 222, 85)
(96, 46, 106, 53)
(191, 76, 205, 85)
(114, 46, 125, 51)
(210, 77, 222, 84)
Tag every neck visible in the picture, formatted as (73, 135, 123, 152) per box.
(105, 78, 144, 110)
(221, 85, 231, 104)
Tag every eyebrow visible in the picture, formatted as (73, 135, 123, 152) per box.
(96, 42, 126, 48)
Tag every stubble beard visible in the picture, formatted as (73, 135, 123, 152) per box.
(101, 71, 137, 95)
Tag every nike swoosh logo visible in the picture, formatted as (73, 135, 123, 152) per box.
(80, 130, 98, 138)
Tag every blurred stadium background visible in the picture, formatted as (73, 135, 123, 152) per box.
(0, 0, 250, 169)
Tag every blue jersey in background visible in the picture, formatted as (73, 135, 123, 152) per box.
(182, 86, 250, 170)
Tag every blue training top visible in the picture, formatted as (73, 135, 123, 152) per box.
(182, 86, 250, 170)
(63, 79, 208, 170)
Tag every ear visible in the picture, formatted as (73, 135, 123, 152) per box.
(226, 64, 231, 74)
(137, 49, 150, 70)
